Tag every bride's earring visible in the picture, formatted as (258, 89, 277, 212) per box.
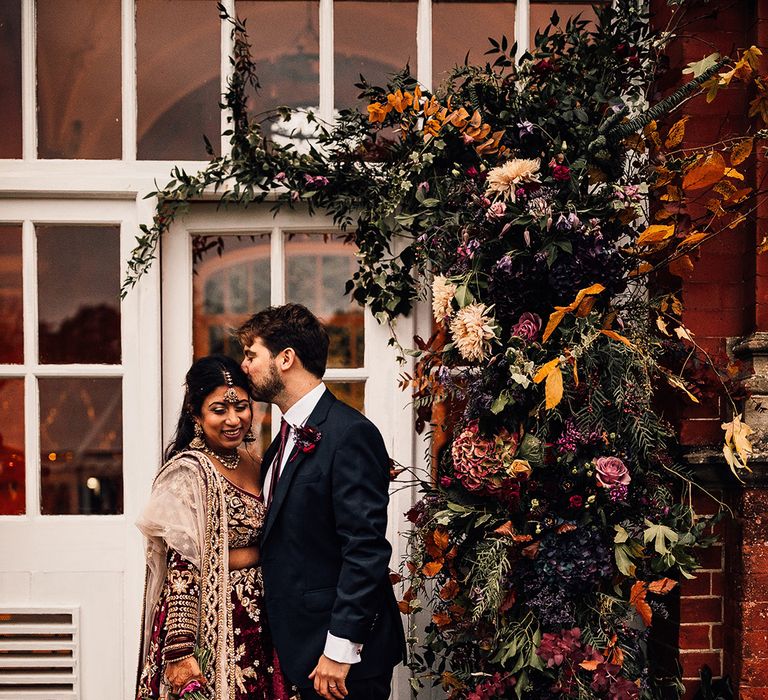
(190, 422, 206, 450)
(243, 424, 257, 444)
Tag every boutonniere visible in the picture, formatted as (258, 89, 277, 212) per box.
(291, 424, 322, 461)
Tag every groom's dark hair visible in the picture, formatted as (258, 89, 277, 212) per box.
(236, 304, 330, 378)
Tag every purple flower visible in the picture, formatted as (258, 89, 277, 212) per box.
(495, 254, 514, 273)
(304, 174, 330, 188)
(511, 312, 542, 342)
(417, 181, 430, 194)
(465, 166, 479, 178)
(518, 120, 534, 138)
(609, 482, 629, 502)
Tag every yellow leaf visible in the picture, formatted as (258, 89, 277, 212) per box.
(629, 263, 653, 278)
(665, 117, 689, 148)
(541, 311, 567, 344)
(653, 166, 675, 188)
(545, 365, 564, 410)
(730, 138, 754, 166)
(725, 167, 744, 181)
(743, 45, 763, 71)
(656, 317, 670, 335)
(674, 325, 695, 341)
(722, 414, 754, 470)
(541, 285, 605, 342)
(601, 329, 634, 348)
(637, 224, 675, 246)
(643, 120, 662, 149)
(729, 213, 748, 229)
(704, 76, 721, 103)
(680, 232, 709, 248)
(714, 180, 738, 198)
(664, 372, 700, 403)
(669, 254, 695, 279)
(682, 151, 726, 191)
(533, 357, 561, 384)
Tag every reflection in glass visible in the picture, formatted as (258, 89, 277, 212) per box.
(39, 378, 123, 515)
(0, 225, 23, 364)
(37, 226, 121, 364)
(37, 0, 121, 159)
(285, 233, 363, 369)
(192, 234, 271, 360)
(433, 2, 515, 88)
(0, 378, 25, 515)
(530, 3, 600, 48)
(335, 1, 417, 108)
(0, 0, 22, 158)
(137, 0, 220, 160)
(239, 1, 319, 113)
(326, 382, 364, 414)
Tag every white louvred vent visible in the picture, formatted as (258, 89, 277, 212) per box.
(0, 608, 79, 699)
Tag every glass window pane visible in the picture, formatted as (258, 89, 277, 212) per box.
(0, 378, 25, 515)
(326, 381, 364, 414)
(530, 3, 600, 49)
(137, 0, 221, 160)
(39, 377, 122, 515)
(0, 225, 23, 364)
(335, 1, 417, 109)
(37, 0, 121, 159)
(37, 226, 121, 364)
(239, 1, 319, 112)
(192, 233, 271, 360)
(285, 232, 364, 369)
(0, 0, 22, 158)
(432, 2, 515, 89)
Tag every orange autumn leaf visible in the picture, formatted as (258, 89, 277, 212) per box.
(637, 224, 675, 246)
(389, 571, 403, 584)
(679, 232, 709, 249)
(665, 116, 689, 149)
(432, 612, 451, 627)
(534, 357, 561, 384)
(433, 529, 450, 550)
(629, 263, 653, 278)
(402, 585, 416, 602)
(545, 365, 564, 410)
(648, 578, 678, 595)
(542, 284, 605, 342)
(714, 180, 738, 199)
(422, 561, 443, 577)
(630, 581, 653, 627)
(600, 329, 634, 348)
(580, 659, 600, 671)
(669, 255, 695, 279)
(494, 521, 516, 537)
(439, 580, 460, 600)
(682, 151, 726, 191)
(397, 600, 412, 615)
(730, 138, 754, 166)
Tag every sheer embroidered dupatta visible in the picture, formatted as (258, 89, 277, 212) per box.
(136, 451, 234, 700)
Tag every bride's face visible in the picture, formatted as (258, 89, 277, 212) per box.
(198, 385, 252, 452)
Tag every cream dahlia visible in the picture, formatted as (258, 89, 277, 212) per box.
(450, 303, 497, 363)
(486, 158, 541, 201)
(431, 275, 457, 322)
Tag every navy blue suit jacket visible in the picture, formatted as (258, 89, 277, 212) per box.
(260, 389, 406, 687)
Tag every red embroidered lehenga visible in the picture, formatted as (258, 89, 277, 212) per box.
(135, 451, 295, 700)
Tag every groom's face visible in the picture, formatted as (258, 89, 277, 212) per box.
(241, 337, 285, 403)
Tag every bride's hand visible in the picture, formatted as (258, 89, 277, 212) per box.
(165, 656, 205, 693)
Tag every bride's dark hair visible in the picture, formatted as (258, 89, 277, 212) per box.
(164, 354, 251, 461)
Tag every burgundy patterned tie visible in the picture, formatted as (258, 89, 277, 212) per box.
(267, 418, 290, 507)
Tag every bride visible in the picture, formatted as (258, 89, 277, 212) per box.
(135, 354, 295, 700)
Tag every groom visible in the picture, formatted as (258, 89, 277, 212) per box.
(237, 304, 406, 700)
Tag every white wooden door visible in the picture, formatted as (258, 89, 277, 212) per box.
(0, 197, 159, 700)
(161, 203, 426, 699)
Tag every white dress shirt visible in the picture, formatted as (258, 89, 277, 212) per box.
(262, 382, 363, 665)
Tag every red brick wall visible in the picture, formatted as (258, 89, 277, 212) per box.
(649, 0, 767, 696)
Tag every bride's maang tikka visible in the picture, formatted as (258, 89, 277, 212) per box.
(222, 369, 240, 404)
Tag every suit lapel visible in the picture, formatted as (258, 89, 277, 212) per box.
(262, 389, 336, 542)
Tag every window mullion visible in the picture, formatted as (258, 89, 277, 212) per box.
(319, 0, 333, 121)
(21, 0, 36, 160)
(417, 0, 432, 92)
(516, 0, 531, 57)
(221, 0, 236, 158)
(122, 0, 137, 161)
(22, 220, 39, 516)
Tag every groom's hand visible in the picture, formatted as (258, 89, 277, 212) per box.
(309, 654, 350, 699)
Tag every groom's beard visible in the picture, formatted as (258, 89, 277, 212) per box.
(249, 361, 285, 403)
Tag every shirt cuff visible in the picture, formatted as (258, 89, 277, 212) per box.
(324, 632, 363, 664)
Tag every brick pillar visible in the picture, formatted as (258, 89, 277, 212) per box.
(649, 0, 768, 697)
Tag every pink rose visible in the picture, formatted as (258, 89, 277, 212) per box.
(594, 456, 630, 488)
(511, 312, 542, 342)
(486, 201, 507, 220)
